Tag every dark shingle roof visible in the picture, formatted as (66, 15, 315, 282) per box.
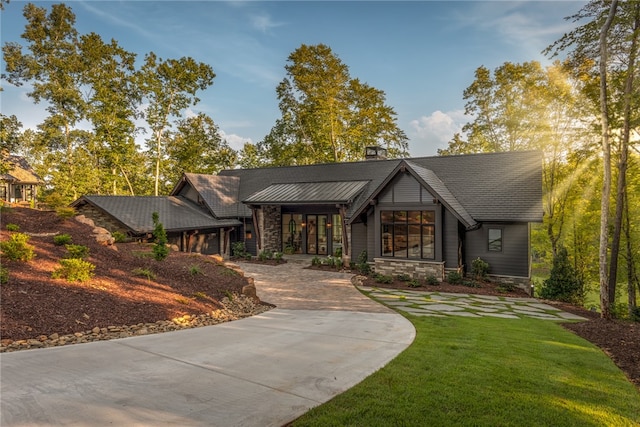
(220, 151, 543, 225)
(1, 155, 43, 184)
(244, 180, 369, 205)
(71, 195, 240, 234)
(172, 173, 241, 219)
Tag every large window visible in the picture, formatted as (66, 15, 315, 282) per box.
(381, 210, 435, 259)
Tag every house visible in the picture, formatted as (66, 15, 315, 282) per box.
(0, 155, 43, 205)
(72, 150, 543, 285)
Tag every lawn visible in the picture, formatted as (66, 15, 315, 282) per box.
(291, 315, 640, 426)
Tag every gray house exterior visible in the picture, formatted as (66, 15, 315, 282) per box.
(71, 150, 543, 285)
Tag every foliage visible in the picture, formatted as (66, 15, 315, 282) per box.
(471, 257, 490, 280)
(0, 232, 35, 261)
(55, 207, 76, 219)
(151, 212, 169, 261)
(408, 279, 423, 288)
(258, 249, 274, 261)
(311, 256, 322, 266)
(274, 251, 284, 262)
(53, 234, 73, 246)
(231, 241, 251, 259)
(374, 273, 393, 284)
(356, 250, 371, 274)
(132, 267, 156, 281)
(5, 223, 20, 232)
(188, 265, 202, 275)
(112, 231, 127, 243)
(334, 246, 342, 258)
(540, 246, 584, 304)
(0, 266, 8, 284)
(52, 258, 95, 282)
(447, 271, 463, 285)
(257, 43, 408, 166)
(64, 244, 89, 259)
(426, 275, 439, 286)
(395, 273, 412, 282)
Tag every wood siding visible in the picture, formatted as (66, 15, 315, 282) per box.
(465, 223, 530, 278)
(350, 222, 368, 262)
(443, 209, 459, 269)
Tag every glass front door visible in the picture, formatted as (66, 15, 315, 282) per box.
(306, 214, 328, 255)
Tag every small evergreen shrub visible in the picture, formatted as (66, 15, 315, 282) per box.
(0, 266, 8, 284)
(539, 246, 583, 304)
(152, 212, 169, 261)
(356, 250, 371, 274)
(374, 273, 393, 284)
(65, 244, 89, 259)
(334, 247, 342, 258)
(232, 241, 250, 258)
(462, 280, 481, 288)
(55, 206, 76, 219)
(53, 234, 73, 246)
(447, 271, 463, 285)
(0, 233, 35, 261)
(396, 273, 412, 282)
(52, 258, 95, 282)
(426, 275, 439, 286)
(6, 223, 19, 232)
(112, 231, 127, 243)
(408, 279, 423, 288)
(471, 257, 489, 280)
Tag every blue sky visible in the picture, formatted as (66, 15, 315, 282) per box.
(1, 1, 586, 157)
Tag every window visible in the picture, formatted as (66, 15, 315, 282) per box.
(488, 228, 502, 252)
(381, 210, 435, 259)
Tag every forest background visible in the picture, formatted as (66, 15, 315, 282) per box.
(1, 1, 638, 319)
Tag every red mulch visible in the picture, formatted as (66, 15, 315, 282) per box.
(1, 207, 254, 342)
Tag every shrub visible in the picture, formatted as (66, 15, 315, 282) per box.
(112, 231, 127, 243)
(408, 279, 422, 288)
(0, 266, 8, 284)
(258, 249, 273, 261)
(462, 280, 481, 288)
(631, 307, 640, 323)
(53, 234, 73, 246)
(152, 212, 169, 261)
(232, 241, 250, 258)
(55, 206, 76, 219)
(426, 275, 439, 286)
(65, 244, 89, 259)
(356, 250, 370, 274)
(132, 268, 156, 280)
(6, 223, 19, 232)
(447, 271, 463, 285)
(0, 233, 35, 261)
(274, 251, 283, 262)
(396, 273, 412, 282)
(52, 258, 95, 282)
(471, 257, 489, 280)
(188, 265, 202, 275)
(311, 256, 322, 266)
(374, 273, 393, 284)
(334, 247, 342, 258)
(539, 246, 583, 304)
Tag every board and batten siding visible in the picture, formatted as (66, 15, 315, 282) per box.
(443, 209, 459, 269)
(464, 223, 530, 278)
(350, 222, 368, 263)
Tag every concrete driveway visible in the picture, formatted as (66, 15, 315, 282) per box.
(1, 262, 415, 427)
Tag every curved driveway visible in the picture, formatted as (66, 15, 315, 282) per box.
(1, 262, 415, 427)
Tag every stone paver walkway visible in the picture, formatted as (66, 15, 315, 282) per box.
(359, 286, 588, 321)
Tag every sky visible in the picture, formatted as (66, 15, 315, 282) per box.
(1, 0, 587, 158)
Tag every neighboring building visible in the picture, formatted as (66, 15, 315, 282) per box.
(0, 155, 43, 205)
(72, 150, 543, 285)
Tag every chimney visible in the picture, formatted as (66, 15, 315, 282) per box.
(365, 146, 387, 161)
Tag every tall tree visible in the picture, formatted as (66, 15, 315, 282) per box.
(0, 114, 22, 172)
(3, 3, 86, 200)
(260, 44, 408, 165)
(166, 113, 236, 186)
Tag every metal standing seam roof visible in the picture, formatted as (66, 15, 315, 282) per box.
(243, 180, 370, 205)
(71, 195, 241, 234)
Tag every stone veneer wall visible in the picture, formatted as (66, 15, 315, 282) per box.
(374, 258, 445, 282)
(75, 205, 129, 235)
(261, 205, 281, 253)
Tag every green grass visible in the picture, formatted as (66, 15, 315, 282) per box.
(292, 315, 640, 426)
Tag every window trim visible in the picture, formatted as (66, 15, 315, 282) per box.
(380, 210, 435, 260)
(488, 227, 503, 252)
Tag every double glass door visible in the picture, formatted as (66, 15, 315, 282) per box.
(306, 214, 328, 255)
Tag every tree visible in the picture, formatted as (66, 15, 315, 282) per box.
(3, 3, 86, 199)
(166, 113, 236, 185)
(540, 246, 584, 304)
(260, 44, 408, 165)
(152, 212, 169, 261)
(136, 53, 215, 195)
(0, 114, 22, 173)
(546, 0, 640, 318)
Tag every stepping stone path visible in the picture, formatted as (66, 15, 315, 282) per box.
(359, 286, 588, 321)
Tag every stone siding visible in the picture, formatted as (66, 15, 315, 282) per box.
(261, 205, 281, 253)
(374, 258, 445, 282)
(75, 205, 130, 235)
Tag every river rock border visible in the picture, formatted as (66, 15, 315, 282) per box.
(0, 293, 273, 353)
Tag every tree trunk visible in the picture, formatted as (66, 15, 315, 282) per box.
(598, 0, 618, 319)
(626, 187, 637, 316)
(608, 1, 639, 306)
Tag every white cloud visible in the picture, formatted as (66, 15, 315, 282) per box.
(220, 129, 252, 151)
(408, 110, 468, 156)
(250, 13, 284, 33)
